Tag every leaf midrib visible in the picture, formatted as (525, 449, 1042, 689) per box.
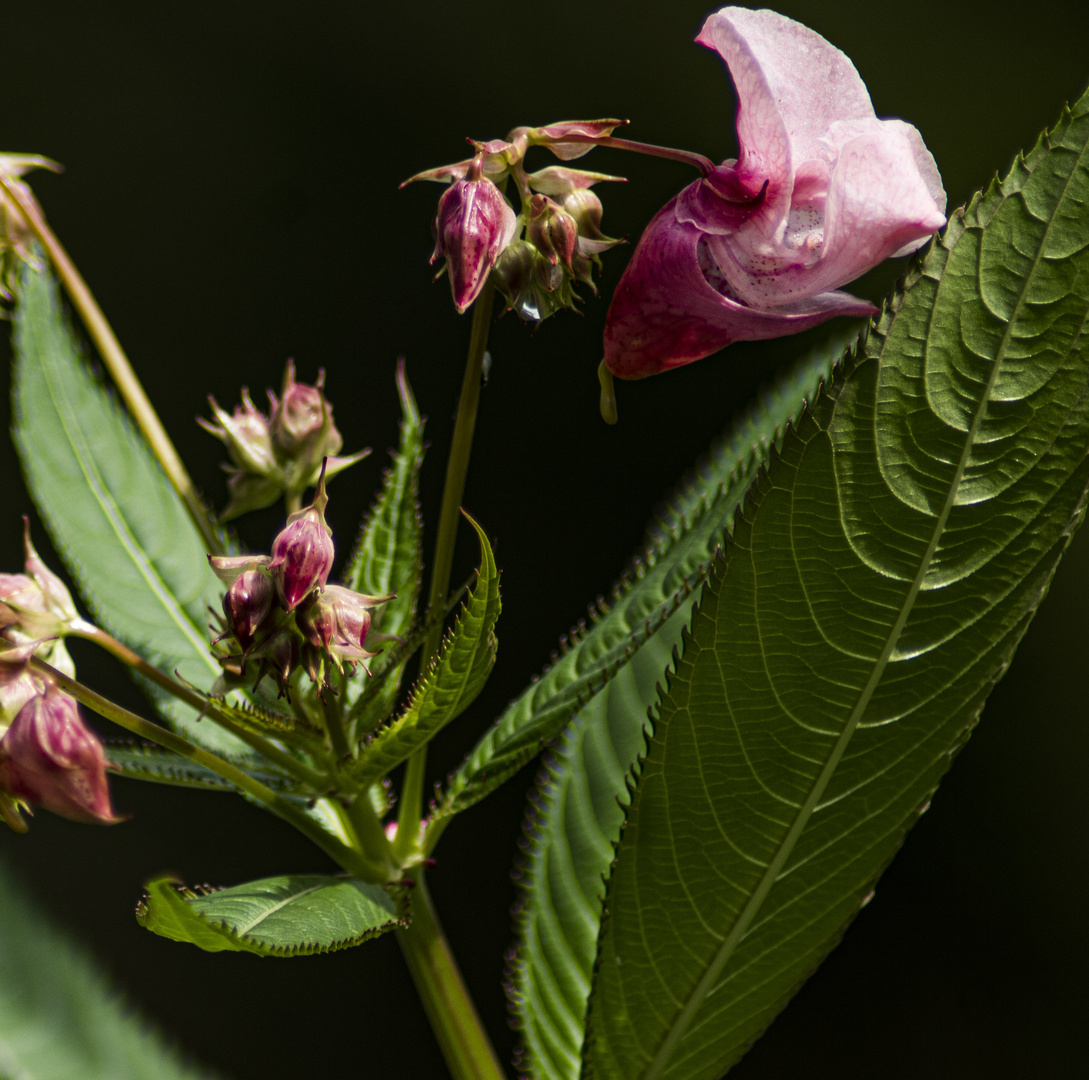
(639, 149, 1083, 1079)
(24, 305, 217, 676)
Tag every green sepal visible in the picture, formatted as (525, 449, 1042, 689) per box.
(135, 873, 407, 956)
(348, 513, 500, 790)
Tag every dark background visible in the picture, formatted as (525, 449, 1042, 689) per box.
(3, 2, 1089, 1077)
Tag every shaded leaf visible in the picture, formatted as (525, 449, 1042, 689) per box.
(349, 513, 500, 790)
(136, 873, 406, 956)
(0, 856, 218, 1080)
(584, 92, 1089, 1079)
(344, 360, 426, 728)
(431, 339, 846, 831)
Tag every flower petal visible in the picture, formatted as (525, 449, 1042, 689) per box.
(603, 192, 875, 379)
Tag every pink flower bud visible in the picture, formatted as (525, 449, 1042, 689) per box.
(269, 360, 344, 459)
(268, 486, 334, 611)
(602, 8, 946, 379)
(0, 641, 42, 727)
(223, 569, 275, 652)
(0, 687, 118, 825)
(199, 389, 277, 476)
(296, 585, 391, 671)
(527, 195, 579, 274)
(430, 170, 518, 314)
(248, 625, 302, 697)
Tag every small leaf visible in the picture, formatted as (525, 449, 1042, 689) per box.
(136, 873, 406, 956)
(11, 260, 243, 755)
(583, 90, 1089, 1080)
(343, 360, 426, 727)
(0, 855, 217, 1080)
(349, 513, 500, 790)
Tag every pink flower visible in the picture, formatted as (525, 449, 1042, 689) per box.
(0, 686, 119, 825)
(603, 7, 947, 379)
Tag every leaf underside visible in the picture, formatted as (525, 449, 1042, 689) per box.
(136, 873, 406, 956)
(0, 856, 216, 1080)
(12, 262, 245, 755)
(507, 337, 850, 1079)
(583, 90, 1089, 1080)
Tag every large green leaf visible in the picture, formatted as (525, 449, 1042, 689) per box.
(583, 93, 1089, 1080)
(343, 359, 426, 727)
(505, 342, 844, 1080)
(12, 261, 242, 754)
(348, 513, 500, 790)
(431, 338, 848, 833)
(136, 873, 405, 956)
(0, 856, 217, 1080)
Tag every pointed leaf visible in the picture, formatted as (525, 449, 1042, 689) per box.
(432, 338, 847, 829)
(0, 856, 217, 1080)
(11, 261, 243, 755)
(349, 513, 499, 789)
(105, 740, 306, 795)
(584, 91, 1089, 1080)
(136, 873, 406, 956)
(344, 360, 426, 724)
(505, 339, 843, 1079)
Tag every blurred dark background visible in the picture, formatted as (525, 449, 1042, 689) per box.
(3, 1, 1089, 1077)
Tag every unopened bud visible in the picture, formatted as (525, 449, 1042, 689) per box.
(270, 361, 342, 457)
(223, 569, 275, 653)
(527, 195, 578, 273)
(431, 168, 517, 314)
(268, 477, 334, 611)
(0, 686, 118, 826)
(296, 584, 392, 673)
(0, 521, 87, 642)
(247, 624, 303, 697)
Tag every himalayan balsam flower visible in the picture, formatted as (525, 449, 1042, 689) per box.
(603, 7, 947, 378)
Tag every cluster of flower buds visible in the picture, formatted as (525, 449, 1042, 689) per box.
(0, 521, 117, 831)
(199, 360, 369, 520)
(210, 472, 392, 698)
(0, 153, 60, 312)
(404, 120, 627, 320)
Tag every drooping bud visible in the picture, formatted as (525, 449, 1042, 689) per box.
(526, 195, 579, 274)
(430, 159, 518, 314)
(268, 473, 335, 610)
(223, 569, 275, 653)
(0, 686, 119, 826)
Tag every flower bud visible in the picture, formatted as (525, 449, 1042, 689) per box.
(1, 154, 60, 310)
(247, 624, 302, 697)
(268, 480, 334, 611)
(0, 641, 42, 728)
(491, 240, 540, 321)
(223, 569, 275, 653)
(430, 168, 517, 314)
(0, 686, 118, 826)
(269, 361, 342, 457)
(0, 522, 86, 642)
(296, 584, 391, 673)
(527, 195, 579, 273)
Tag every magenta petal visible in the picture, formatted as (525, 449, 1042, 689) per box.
(602, 193, 876, 379)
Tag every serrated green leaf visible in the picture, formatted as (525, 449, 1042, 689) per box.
(432, 338, 846, 832)
(136, 873, 405, 956)
(343, 360, 426, 727)
(583, 92, 1089, 1080)
(505, 339, 844, 1080)
(349, 513, 500, 790)
(0, 856, 217, 1080)
(105, 740, 305, 795)
(11, 261, 242, 755)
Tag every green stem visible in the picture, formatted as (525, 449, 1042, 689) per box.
(71, 625, 328, 792)
(31, 657, 389, 883)
(397, 873, 507, 1080)
(0, 172, 223, 555)
(395, 282, 495, 854)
